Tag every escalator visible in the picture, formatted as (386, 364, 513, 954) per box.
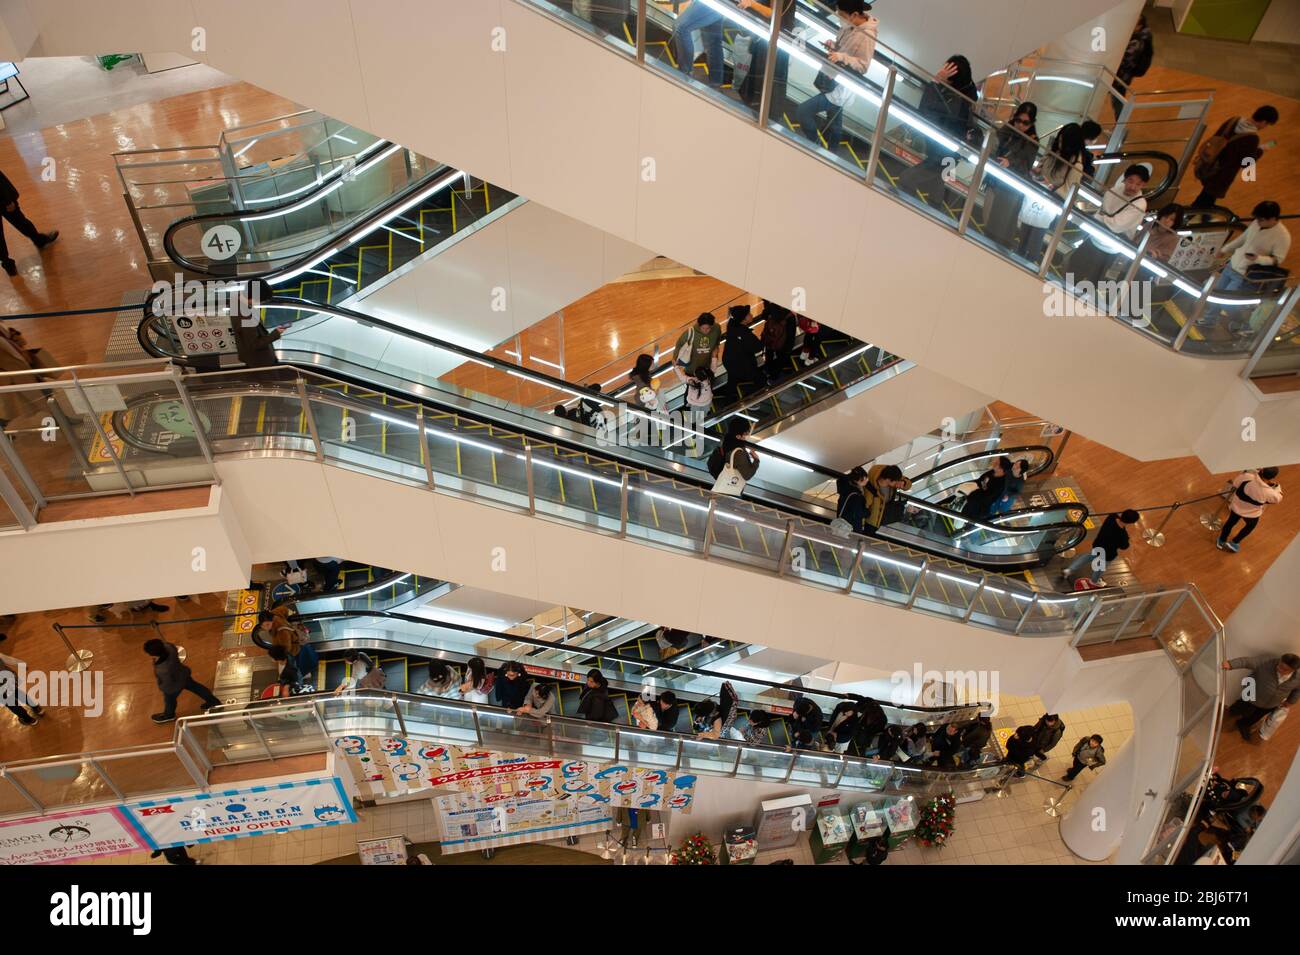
(290, 564, 451, 615)
(297, 608, 1002, 771)
(108, 351, 1086, 572)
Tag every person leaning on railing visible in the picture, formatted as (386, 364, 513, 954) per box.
(1221, 653, 1299, 742)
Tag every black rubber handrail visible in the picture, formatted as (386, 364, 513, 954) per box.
(160, 150, 452, 281)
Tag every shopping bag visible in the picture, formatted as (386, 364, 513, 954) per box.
(1259, 706, 1288, 741)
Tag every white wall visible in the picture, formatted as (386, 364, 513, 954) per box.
(0, 486, 251, 613)
(1, 0, 1296, 467)
(1256, 0, 1300, 46)
(1222, 533, 1300, 680)
(1194, 381, 1300, 475)
(308, 199, 652, 379)
(878, 0, 1138, 79)
(760, 363, 991, 473)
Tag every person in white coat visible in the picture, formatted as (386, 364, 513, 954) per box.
(1217, 467, 1282, 553)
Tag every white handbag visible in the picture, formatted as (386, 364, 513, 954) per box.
(1259, 706, 1288, 741)
(1018, 194, 1057, 230)
(712, 448, 748, 497)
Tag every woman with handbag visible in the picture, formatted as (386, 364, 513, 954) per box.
(982, 102, 1039, 250)
(795, 0, 878, 152)
(1016, 123, 1087, 263)
(709, 418, 759, 496)
(832, 467, 870, 537)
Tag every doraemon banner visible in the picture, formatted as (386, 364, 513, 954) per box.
(434, 790, 614, 855)
(122, 778, 356, 849)
(333, 735, 697, 813)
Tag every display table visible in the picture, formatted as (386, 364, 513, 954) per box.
(846, 804, 889, 864)
(882, 796, 918, 849)
(809, 810, 851, 864)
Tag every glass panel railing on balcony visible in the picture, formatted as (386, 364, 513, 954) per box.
(0, 361, 1209, 642)
(517, 0, 1294, 362)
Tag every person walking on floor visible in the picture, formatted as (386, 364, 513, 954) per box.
(1190, 106, 1279, 210)
(1221, 653, 1300, 741)
(1063, 508, 1140, 587)
(1004, 724, 1038, 777)
(0, 168, 58, 277)
(1110, 15, 1153, 118)
(144, 638, 221, 724)
(0, 645, 43, 726)
(1032, 713, 1065, 762)
(1217, 467, 1282, 553)
(1063, 734, 1106, 781)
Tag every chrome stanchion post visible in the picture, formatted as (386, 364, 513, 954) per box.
(1200, 485, 1230, 530)
(702, 497, 717, 557)
(416, 405, 435, 490)
(1038, 182, 1079, 279)
(1176, 272, 1218, 350)
(169, 365, 218, 477)
(635, 0, 647, 63)
(777, 518, 794, 576)
(863, 69, 896, 185)
(296, 377, 325, 462)
(71, 371, 136, 496)
(957, 126, 995, 236)
(1142, 503, 1179, 548)
(1120, 227, 1150, 288)
(618, 471, 630, 537)
(524, 442, 536, 515)
(54, 622, 94, 673)
(755, 0, 784, 130)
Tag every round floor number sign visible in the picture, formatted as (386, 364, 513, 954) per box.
(202, 224, 242, 261)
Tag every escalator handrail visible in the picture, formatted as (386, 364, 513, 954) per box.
(220, 685, 1012, 784)
(296, 608, 993, 719)
(112, 374, 1086, 573)
(160, 152, 457, 281)
(614, 0, 1272, 317)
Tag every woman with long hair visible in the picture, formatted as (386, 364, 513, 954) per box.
(983, 101, 1039, 249)
(1016, 121, 1087, 261)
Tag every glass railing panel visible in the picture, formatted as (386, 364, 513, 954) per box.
(769, 36, 878, 178)
(536, 0, 637, 53)
(1180, 285, 1287, 358)
(837, 757, 891, 793)
(1248, 296, 1300, 381)
(678, 737, 740, 775)
(6, 759, 116, 809)
(624, 474, 709, 554)
(548, 717, 617, 763)
(785, 523, 857, 589)
(735, 745, 796, 782)
(98, 752, 201, 800)
(909, 563, 984, 621)
(617, 729, 682, 770)
(789, 750, 843, 787)
(849, 545, 921, 605)
(0, 777, 36, 817)
(403, 698, 480, 745)
(706, 497, 790, 575)
(247, 706, 331, 757)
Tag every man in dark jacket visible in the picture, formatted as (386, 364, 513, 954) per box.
(1063, 735, 1107, 781)
(1032, 713, 1065, 761)
(1063, 508, 1139, 586)
(1222, 653, 1300, 741)
(931, 721, 965, 768)
(1192, 106, 1279, 209)
(1004, 724, 1039, 776)
(144, 638, 221, 723)
(655, 691, 681, 734)
(959, 716, 992, 767)
(0, 169, 58, 277)
(719, 305, 763, 401)
(1111, 15, 1153, 117)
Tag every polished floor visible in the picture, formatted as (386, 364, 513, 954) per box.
(1147, 4, 1300, 100)
(0, 80, 297, 366)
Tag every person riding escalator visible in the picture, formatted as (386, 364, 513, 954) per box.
(897, 54, 979, 213)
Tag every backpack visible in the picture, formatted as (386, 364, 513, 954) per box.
(1194, 117, 1247, 181)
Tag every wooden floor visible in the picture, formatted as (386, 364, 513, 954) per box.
(0, 591, 234, 766)
(0, 81, 298, 366)
(994, 401, 1298, 623)
(1127, 64, 1300, 274)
